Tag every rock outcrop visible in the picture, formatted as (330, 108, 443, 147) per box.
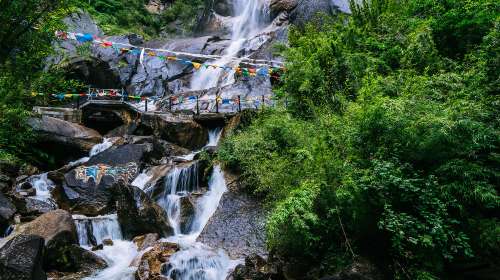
(113, 183, 173, 239)
(27, 116, 102, 153)
(13, 210, 80, 271)
(58, 153, 141, 215)
(0, 234, 46, 280)
(198, 172, 267, 259)
(140, 113, 208, 150)
(0, 192, 16, 233)
(289, 0, 350, 27)
(134, 241, 179, 280)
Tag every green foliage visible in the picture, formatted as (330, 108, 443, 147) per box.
(0, 0, 77, 164)
(220, 0, 500, 278)
(73, 0, 205, 37)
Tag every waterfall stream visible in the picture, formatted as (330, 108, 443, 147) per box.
(69, 1, 271, 278)
(190, 0, 269, 90)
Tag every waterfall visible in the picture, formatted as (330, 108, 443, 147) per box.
(73, 214, 123, 247)
(207, 127, 223, 147)
(186, 165, 227, 238)
(156, 162, 200, 235)
(190, 0, 269, 90)
(68, 138, 114, 168)
(162, 165, 233, 280)
(164, 243, 239, 280)
(74, 214, 139, 280)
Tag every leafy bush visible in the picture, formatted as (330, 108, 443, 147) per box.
(219, 0, 500, 278)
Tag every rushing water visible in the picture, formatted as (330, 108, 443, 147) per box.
(190, 0, 269, 90)
(68, 137, 114, 167)
(71, 1, 270, 278)
(156, 162, 200, 235)
(74, 214, 139, 280)
(73, 214, 123, 247)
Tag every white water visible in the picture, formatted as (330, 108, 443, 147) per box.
(68, 138, 114, 167)
(74, 214, 139, 280)
(21, 173, 57, 206)
(165, 243, 240, 280)
(156, 162, 200, 235)
(190, 0, 269, 90)
(207, 127, 223, 147)
(73, 214, 123, 247)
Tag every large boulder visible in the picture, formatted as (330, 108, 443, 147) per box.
(27, 116, 102, 153)
(0, 234, 46, 280)
(133, 233, 160, 251)
(270, 0, 298, 15)
(113, 183, 173, 239)
(0, 192, 16, 233)
(198, 173, 267, 259)
(46, 245, 107, 280)
(14, 210, 79, 271)
(86, 143, 153, 166)
(226, 254, 283, 280)
(134, 241, 179, 280)
(57, 161, 140, 215)
(140, 113, 208, 150)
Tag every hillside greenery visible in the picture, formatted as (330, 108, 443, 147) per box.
(0, 0, 83, 166)
(74, 0, 205, 37)
(218, 0, 499, 278)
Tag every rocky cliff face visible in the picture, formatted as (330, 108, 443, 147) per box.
(53, 0, 350, 100)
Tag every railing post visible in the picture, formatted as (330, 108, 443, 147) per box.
(88, 86, 91, 101)
(215, 95, 219, 114)
(262, 95, 265, 109)
(169, 96, 172, 111)
(76, 96, 80, 109)
(145, 98, 148, 112)
(238, 95, 241, 112)
(196, 96, 200, 115)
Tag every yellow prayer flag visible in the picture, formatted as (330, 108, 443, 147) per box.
(192, 62, 202, 70)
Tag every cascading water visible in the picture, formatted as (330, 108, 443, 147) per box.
(68, 137, 114, 167)
(207, 127, 223, 147)
(73, 214, 123, 247)
(190, 0, 269, 90)
(74, 214, 139, 280)
(156, 162, 200, 235)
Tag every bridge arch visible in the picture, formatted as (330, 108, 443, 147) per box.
(81, 102, 139, 135)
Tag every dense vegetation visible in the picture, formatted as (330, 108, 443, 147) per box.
(219, 0, 499, 278)
(75, 0, 204, 36)
(0, 0, 204, 165)
(0, 0, 81, 165)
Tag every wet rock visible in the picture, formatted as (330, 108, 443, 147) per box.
(270, 0, 298, 15)
(20, 188, 36, 197)
(46, 245, 108, 279)
(133, 233, 160, 251)
(24, 198, 57, 215)
(198, 172, 267, 259)
(179, 195, 196, 233)
(289, 0, 350, 27)
(134, 242, 179, 280)
(91, 244, 104, 251)
(140, 113, 208, 150)
(102, 239, 114, 246)
(226, 254, 283, 280)
(14, 210, 78, 271)
(86, 143, 153, 166)
(59, 161, 140, 215)
(132, 165, 172, 192)
(0, 192, 16, 234)
(114, 182, 173, 239)
(0, 234, 46, 280)
(27, 116, 103, 153)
